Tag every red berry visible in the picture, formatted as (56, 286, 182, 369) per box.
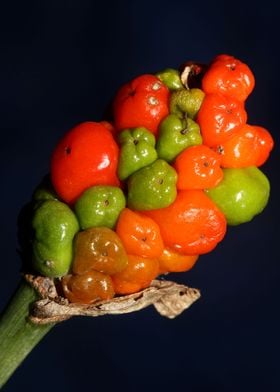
(196, 93, 247, 147)
(202, 54, 255, 101)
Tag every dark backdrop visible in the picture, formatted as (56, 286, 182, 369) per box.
(1, 1, 279, 391)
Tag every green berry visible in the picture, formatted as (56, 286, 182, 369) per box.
(75, 185, 126, 230)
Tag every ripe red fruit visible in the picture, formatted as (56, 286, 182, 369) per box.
(51, 121, 120, 205)
(202, 54, 255, 101)
(173, 144, 223, 190)
(196, 93, 247, 147)
(113, 74, 170, 136)
(214, 124, 274, 168)
(143, 190, 227, 255)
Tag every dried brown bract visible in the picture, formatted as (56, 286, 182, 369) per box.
(24, 274, 201, 324)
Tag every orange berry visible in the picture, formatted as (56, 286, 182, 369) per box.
(112, 254, 159, 295)
(62, 271, 115, 304)
(173, 144, 223, 190)
(215, 124, 274, 168)
(196, 93, 247, 147)
(254, 126, 274, 166)
(158, 248, 199, 273)
(143, 190, 227, 255)
(202, 54, 255, 102)
(115, 208, 164, 258)
(72, 227, 128, 276)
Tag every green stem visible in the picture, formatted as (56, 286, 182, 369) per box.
(0, 279, 55, 389)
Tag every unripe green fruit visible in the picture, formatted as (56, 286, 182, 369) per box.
(32, 200, 79, 277)
(206, 167, 270, 226)
(117, 127, 157, 180)
(75, 185, 126, 230)
(170, 88, 205, 119)
(157, 114, 202, 162)
(127, 159, 177, 210)
(155, 68, 184, 90)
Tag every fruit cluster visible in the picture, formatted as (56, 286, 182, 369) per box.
(29, 54, 274, 304)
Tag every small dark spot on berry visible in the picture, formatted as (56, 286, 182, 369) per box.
(203, 161, 209, 167)
(133, 139, 139, 145)
(180, 128, 188, 135)
(158, 179, 164, 185)
(104, 199, 109, 207)
(65, 146, 71, 155)
(217, 145, 224, 154)
(141, 237, 147, 242)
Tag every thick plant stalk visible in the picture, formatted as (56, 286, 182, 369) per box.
(0, 279, 54, 388)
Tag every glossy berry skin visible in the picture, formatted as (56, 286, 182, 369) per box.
(202, 54, 255, 102)
(51, 122, 120, 205)
(127, 159, 177, 210)
(156, 114, 202, 163)
(112, 254, 159, 295)
(158, 248, 199, 273)
(174, 144, 223, 190)
(215, 124, 274, 168)
(113, 74, 169, 136)
(72, 227, 128, 276)
(254, 126, 274, 166)
(62, 271, 115, 304)
(206, 167, 270, 226)
(30, 53, 273, 303)
(74, 185, 126, 230)
(197, 93, 247, 147)
(117, 127, 158, 180)
(155, 68, 184, 90)
(99, 120, 117, 138)
(144, 190, 227, 255)
(32, 200, 79, 278)
(116, 208, 164, 258)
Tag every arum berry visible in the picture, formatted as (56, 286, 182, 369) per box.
(169, 88, 205, 119)
(156, 114, 202, 162)
(32, 200, 79, 278)
(174, 144, 223, 190)
(117, 127, 158, 180)
(74, 185, 126, 230)
(127, 159, 178, 210)
(202, 54, 255, 102)
(197, 93, 247, 147)
(206, 167, 270, 225)
(113, 74, 169, 136)
(155, 68, 184, 90)
(72, 227, 128, 276)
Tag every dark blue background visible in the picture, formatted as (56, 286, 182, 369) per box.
(1, 1, 279, 391)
